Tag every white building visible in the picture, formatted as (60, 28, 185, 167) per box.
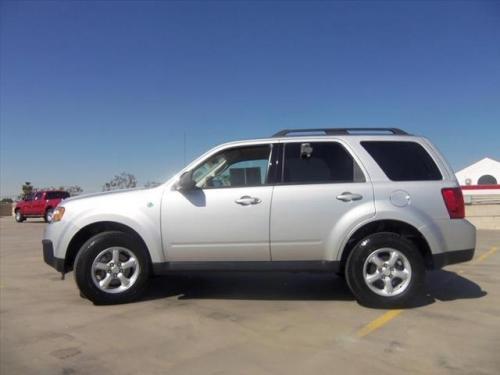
(456, 157, 500, 186)
(455, 157, 500, 203)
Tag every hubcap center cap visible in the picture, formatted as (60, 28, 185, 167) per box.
(111, 265, 120, 274)
(382, 267, 391, 276)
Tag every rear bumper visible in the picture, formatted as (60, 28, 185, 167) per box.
(432, 248, 475, 269)
(42, 240, 66, 273)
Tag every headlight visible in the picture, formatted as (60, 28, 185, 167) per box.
(51, 207, 65, 222)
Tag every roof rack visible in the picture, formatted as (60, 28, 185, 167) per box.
(272, 128, 409, 137)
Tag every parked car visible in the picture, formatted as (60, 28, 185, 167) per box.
(42, 128, 476, 307)
(16, 191, 70, 223)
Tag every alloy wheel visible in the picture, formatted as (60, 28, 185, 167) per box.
(90, 247, 140, 294)
(362, 247, 412, 297)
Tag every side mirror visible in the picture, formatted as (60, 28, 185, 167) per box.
(177, 171, 196, 191)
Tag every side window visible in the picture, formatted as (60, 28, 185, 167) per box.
(282, 142, 365, 184)
(46, 192, 64, 199)
(34, 192, 44, 201)
(192, 145, 272, 188)
(361, 141, 442, 181)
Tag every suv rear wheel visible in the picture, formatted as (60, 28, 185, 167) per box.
(15, 210, 25, 223)
(74, 231, 150, 305)
(345, 232, 425, 308)
(44, 208, 54, 223)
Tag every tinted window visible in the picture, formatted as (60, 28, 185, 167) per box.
(362, 141, 442, 181)
(283, 142, 365, 184)
(34, 192, 44, 201)
(192, 145, 271, 188)
(46, 192, 70, 200)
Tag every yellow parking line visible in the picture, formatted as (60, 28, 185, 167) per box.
(472, 246, 498, 265)
(356, 309, 403, 338)
(356, 245, 497, 338)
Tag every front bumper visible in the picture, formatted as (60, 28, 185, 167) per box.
(431, 248, 475, 269)
(42, 240, 66, 273)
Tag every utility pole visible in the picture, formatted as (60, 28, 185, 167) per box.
(183, 131, 187, 165)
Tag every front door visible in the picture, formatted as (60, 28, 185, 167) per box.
(162, 143, 276, 261)
(22, 194, 34, 215)
(31, 192, 45, 216)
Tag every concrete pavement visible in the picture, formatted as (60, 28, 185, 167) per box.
(1, 217, 499, 374)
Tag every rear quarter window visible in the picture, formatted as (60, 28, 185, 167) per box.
(361, 141, 442, 181)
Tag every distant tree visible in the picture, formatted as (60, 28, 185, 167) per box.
(144, 181, 161, 188)
(21, 182, 33, 198)
(1, 198, 13, 203)
(103, 172, 137, 191)
(65, 185, 83, 196)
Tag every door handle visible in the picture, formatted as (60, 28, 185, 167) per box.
(336, 192, 363, 202)
(235, 196, 262, 206)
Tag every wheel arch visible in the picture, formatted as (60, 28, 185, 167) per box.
(64, 221, 153, 273)
(339, 219, 434, 271)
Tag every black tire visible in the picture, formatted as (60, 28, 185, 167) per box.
(15, 210, 25, 223)
(345, 232, 425, 308)
(74, 231, 150, 305)
(44, 208, 54, 223)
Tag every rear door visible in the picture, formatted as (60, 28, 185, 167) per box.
(270, 140, 375, 261)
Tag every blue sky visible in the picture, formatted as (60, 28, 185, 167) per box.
(1, 0, 499, 197)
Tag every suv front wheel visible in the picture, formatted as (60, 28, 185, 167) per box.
(345, 232, 425, 308)
(74, 231, 150, 305)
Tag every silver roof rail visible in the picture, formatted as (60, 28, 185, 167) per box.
(272, 128, 409, 137)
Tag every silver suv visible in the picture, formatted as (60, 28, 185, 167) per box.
(42, 128, 476, 307)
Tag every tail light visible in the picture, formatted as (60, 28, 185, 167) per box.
(441, 187, 465, 219)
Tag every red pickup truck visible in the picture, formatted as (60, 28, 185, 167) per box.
(15, 191, 70, 223)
